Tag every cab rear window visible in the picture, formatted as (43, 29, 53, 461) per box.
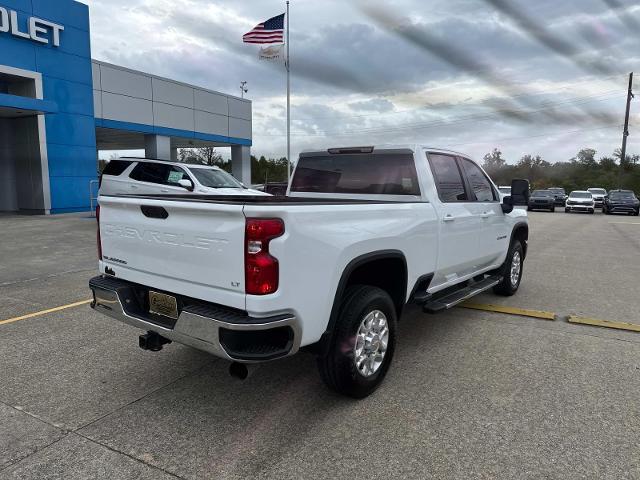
(290, 153, 420, 195)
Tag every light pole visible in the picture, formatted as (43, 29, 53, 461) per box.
(240, 81, 248, 99)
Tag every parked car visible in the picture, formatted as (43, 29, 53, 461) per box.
(100, 158, 268, 196)
(565, 191, 595, 214)
(91, 146, 529, 398)
(587, 188, 607, 208)
(548, 187, 568, 206)
(603, 189, 640, 216)
(528, 190, 555, 212)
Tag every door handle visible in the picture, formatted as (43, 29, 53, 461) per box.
(480, 212, 492, 219)
(443, 214, 455, 222)
(161, 189, 170, 193)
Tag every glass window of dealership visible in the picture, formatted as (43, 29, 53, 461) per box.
(0, 0, 252, 214)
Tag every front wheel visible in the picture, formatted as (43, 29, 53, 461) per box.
(565, 208, 570, 213)
(317, 285, 397, 398)
(494, 240, 524, 296)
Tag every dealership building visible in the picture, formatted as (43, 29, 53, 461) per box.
(0, 0, 252, 214)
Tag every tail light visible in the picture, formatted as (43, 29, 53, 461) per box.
(96, 205, 102, 261)
(245, 218, 284, 295)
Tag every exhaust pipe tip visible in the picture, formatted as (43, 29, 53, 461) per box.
(229, 362, 254, 380)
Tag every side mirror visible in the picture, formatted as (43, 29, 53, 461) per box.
(501, 195, 514, 214)
(178, 179, 194, 191)
(510, 179, 530, 206)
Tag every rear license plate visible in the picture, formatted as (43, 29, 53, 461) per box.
(149, 291, 179, 319)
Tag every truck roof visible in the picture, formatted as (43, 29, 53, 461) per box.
(119, 157, 224, 171)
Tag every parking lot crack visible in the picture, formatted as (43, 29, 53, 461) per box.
(73, 432, 187, 480)
(75, 360, 217, 433)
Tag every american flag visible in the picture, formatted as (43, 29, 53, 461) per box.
(243, 13, 285, 44)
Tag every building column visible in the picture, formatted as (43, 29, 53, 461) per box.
(171, 147, 178, 162)
(231, 145, 251, 185)
(144, 135, 171, 160)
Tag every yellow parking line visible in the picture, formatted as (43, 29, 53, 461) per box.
(460, 302, 556, 320)
(567, 315, 640, 333)
(0, 299, 92, 326)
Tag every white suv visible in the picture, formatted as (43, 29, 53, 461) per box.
(565, 191, 595, 214)
(99, 158, 268, 196)
(587, 188, 607, 208)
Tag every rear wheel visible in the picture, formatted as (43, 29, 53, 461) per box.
(317, 285, 397, 398)
(494, 240, 524, 296)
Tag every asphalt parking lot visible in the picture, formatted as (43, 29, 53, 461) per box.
(1, 210, 639, 479)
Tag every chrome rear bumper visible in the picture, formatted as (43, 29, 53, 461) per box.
(89, 275, 300, 363)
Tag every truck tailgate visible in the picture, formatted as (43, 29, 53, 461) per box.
(98, 196, 246, 309)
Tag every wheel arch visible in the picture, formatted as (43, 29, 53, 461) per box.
(511, 222, 529, 258)
(309, 250, 408, 356)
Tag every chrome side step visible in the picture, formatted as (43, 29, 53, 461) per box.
(422, 276, 502, 313)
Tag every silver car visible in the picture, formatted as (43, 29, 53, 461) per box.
(565, 191, 595, 214)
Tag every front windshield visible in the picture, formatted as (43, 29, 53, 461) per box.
(548, 188, 565, 194)
(531, 190, 550, 197)
(588, 189, 606, 195)
(570, 192, 592, 199)
(189, 168, 244, 189)
(609, 191, 636, 200)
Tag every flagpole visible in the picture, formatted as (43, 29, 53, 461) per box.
(286, 0, 291, 184)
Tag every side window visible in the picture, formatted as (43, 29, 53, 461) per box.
(427, 153, 468, 202)
(129, 163, 188, 186)
(460, 158, 497, 202)
(165, 166, 188, 186)
(129, 163, 169, 184)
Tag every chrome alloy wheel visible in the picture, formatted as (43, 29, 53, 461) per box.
(354, 310, 389, 377)
(510, 250, 522, 287)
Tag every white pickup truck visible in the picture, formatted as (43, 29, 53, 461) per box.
(90, 146, 529, 398)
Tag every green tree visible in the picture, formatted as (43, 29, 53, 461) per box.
(573, 148, 597, 167)
(483, 148, 506, 172)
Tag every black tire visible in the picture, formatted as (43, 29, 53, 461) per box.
(317, 285, 397, 398)
(635, 210, 639, 216)
(565, 208, 570, 213)
(550, 206, 555, 212)
(590, 209, 595, 214)
(527, 207, 531, 211)
(493, 240, 524, 296)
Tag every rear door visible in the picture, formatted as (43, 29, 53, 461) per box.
(427, 152, 482, 287)
(458, 157, 508, 268)
(98, 196, 247, 309)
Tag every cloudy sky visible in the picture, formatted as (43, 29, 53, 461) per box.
(80, 0, 640, 164)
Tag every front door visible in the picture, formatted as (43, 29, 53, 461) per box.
(458, 157, 509, 268)
(427, 153, 483, 288)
